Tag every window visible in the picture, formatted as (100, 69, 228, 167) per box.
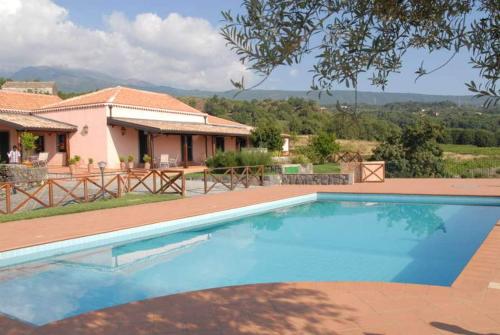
(215, 136, 225, 152)
(34, 136, 45, 153)
(56, 134, 67, 153)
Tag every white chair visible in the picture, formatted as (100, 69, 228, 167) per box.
(168, 155, 178, 167)
(159, 154, 170, 169)
(33, 152, 49, 167)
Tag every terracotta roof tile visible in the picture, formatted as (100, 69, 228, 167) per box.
(38, 86, 204, 114)
(0, 113, 76, 131)
(207, 115, 252, 129)
(0, 91, 61, 111)
(2, 81, 56, 89)
(108, 117, 251, 136)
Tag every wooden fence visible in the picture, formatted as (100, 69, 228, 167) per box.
(333, 152, 363, 163)
(204, 165, 264, 194)
(0, 169, 185, 215)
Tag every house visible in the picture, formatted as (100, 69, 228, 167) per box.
(1, 81, 58, 95)
(0, 87, 253, 168)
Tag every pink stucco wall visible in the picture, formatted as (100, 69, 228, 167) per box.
(107, 125, 139, 168)
(0, 126, 67, 165)
(38, 106, 108, 166)
(30, 131, 66, 166)
(0, 125, 17, 149)
(225, 136, 237, 152)
(153, 134, 181, 165)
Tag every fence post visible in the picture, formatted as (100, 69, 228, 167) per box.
(117, 175, 122, 198)
(260, 165, 264, 186)
(245, 167, 249, 188)
(48, 180, 54, 207)
(153, 170, 157, 193)
(230, 168, 234, 190)
(181, 171, 186, 196)
(127, 172, 131, 191)
(5, 184, 11, 214)
(83, 178, 89, 202)
(204, 169, 208, 194)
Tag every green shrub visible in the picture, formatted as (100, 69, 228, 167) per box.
(206, 151, 239, 168)
(88, 158, 94, 164)
(238, 150, 272, 166)
(290, 154, 310, 164)
(143, 154, 151, 163)
(250, 123, 284, 151)
(309, 132, 340, 164)
(127, 155, 134, 162)
(74, 155, 81, 162)
(295, 132, 339, 164)
(119, 156, 126, 163)
(20, 132, 39, 158)
(206, 150, 272, 168)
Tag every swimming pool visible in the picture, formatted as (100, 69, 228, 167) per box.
(0, 193, 498, 325)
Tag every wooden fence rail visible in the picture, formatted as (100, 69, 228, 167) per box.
(0, 169, 185, 215)
(204, 165, 264, 194)
(333, 152, 363, 163)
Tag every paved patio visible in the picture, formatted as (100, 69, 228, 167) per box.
(0, 178, 499, 334)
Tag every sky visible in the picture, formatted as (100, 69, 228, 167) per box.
(0, 0, 480, 95)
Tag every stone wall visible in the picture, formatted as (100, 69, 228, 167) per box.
(0, 164, 48, 183)
(281, 173, 353, 185)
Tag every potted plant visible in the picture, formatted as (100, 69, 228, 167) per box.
(143, 154, 151, 170)
(68, 157, 77, 175)
(20, 132, 38, 165)
(119, 156, 126, 170)
(88, 158, 94, 173)
(127, 154, 134, 169)
(74, 155, 81, 167)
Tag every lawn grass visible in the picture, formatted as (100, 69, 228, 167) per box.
(440, 144, 500, 156)
(313, 163, 341, 174)
(0, 193, 180, 223)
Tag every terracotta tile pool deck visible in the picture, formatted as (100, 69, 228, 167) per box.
(1, 178, 500, 335)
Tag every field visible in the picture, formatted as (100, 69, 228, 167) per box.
(293, 136, 500, 178)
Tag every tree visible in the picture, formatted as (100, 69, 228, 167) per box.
(20, 132, 39, 160)
(222, 1, 499, 106)
(308, 132, 340, 164)
(372, 120, 445, 177)
(250, 123, 284, 151)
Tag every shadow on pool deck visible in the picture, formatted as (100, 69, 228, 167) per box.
(32, 283, 363, 335)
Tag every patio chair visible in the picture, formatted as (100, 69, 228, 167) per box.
(33, 152, 49, 167)
(159, 154, 170, 169)
(168, 155, 178, 167)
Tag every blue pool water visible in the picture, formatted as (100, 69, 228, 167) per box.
(0, 195, 499, 325)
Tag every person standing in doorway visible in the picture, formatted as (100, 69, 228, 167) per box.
(7, 145, 21, 164)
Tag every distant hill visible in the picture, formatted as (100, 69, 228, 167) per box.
(4, 66, 483, 106)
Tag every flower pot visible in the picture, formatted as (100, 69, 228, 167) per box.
(69, 164, 76, 175)
(87, 164, 93, 173)
(128, 162, 134, 169)
(120, 162, 127, 170)
(144, 162, 151, 170)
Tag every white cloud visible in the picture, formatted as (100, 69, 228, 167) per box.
(0, 0, 250, 90)
(289, 68, 299, 77)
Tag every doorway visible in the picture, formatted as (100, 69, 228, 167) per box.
(181, 135, 193, 162)
(138, 130, 148, 163)
(0, 132, 9, 163)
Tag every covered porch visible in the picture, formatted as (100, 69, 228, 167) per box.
(107, 117, 251, 169)
(0, 113, 76, 165)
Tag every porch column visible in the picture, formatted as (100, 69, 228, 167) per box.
(183, 136, 188, 168)
(147, 133, 153, 161)
(65, 133, 71, 166)
(205, 135, 208, 159)
(211, 135, 215, 155)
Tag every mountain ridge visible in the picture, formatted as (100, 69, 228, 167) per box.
(3, 66, 483, 106)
